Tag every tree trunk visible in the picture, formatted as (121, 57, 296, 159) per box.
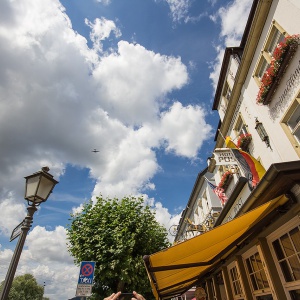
(117, 280, 125, 292)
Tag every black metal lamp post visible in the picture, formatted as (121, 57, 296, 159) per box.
(255, 118, 271, 148)
(0, 167, 58, 300)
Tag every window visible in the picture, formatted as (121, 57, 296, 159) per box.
(229, 266, 244, 299)
(245, 252, 274, 299)
(268, 217, 300, 298)
(223, 81, 232, 102)
(266, 27, 285, 56)
(281, 95, 300, 157)
(234, 115, 248, 136)
(254, 21, 287, 84)
(245, 252, 270, 291)
(257, 57, 269, 80)
(286, 103, 300, 143)
(272, 227, 300, 282)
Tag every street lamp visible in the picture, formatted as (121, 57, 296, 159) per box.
(0, 167, 58, 300)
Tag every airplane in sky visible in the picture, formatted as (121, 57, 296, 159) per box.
(92, 149, 99, 153)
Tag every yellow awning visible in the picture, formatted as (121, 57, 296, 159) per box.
(143, 195, 289, 300)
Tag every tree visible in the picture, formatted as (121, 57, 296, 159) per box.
(0, 274, 46, 300)
(67, 196, 170, 299)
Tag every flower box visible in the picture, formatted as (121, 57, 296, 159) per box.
(256, 35, 299, 105)
(237, 133, 252, 151)
(218, 171, 233, 191)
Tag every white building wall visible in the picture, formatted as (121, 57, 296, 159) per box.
(230, 0, 300, 170)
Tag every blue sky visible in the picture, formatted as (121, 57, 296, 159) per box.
(0, 0, 252, 298)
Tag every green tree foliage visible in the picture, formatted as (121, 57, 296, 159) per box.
(67, 196, 170, 299)
(0, 274, 45, 300)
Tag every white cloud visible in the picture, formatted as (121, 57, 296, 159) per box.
(0, 227, 78, 300)
(153, 202, 181, 241)
(0, 195, 26, 236)
(164, 0, 191, 23)
(85, 17, 121, 53)
(96, 0, 112, 5)
(0, 0, 213, 298)
(160, 0, 207, 24)
(26, 226, 72, 263)
(209, 0, 252, 90)
(217, 0, 252, 46)
(93, 41, 189, 125)
(159, 102, 213, 157)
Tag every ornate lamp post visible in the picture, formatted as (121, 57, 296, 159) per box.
(0, 167, 58, 300)
(255, 118, 271, 148)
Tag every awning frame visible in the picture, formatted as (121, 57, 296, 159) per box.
(144, 195, 293, 300)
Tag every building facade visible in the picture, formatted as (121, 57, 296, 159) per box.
(144, 0, 300, 299)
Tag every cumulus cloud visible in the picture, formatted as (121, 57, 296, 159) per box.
(0, 195, 27, 236)
(93, 41, 189, 125)
(0, 227, 78, 299)
(159, 102, 213, 157)
(153, 201, 182, 241)
(209, 0, 252, 90)
(0, 0, 213, 298)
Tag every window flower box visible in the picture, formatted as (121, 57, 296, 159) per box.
(256, 35, 299, 105)
(237, 133, 252, 151)
(218, 171, 233, 191)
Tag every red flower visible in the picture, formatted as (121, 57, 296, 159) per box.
(218, 171, 233, 189)
(256, 34, 299, 104)
(237, 133, 252, 148)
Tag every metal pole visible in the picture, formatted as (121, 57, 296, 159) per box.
(0, 205, 37, 300)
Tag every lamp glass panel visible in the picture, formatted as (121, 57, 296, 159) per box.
(25, 176, 40, 199)
(36, 175, 55, 200)
(256, 123, 267, 140)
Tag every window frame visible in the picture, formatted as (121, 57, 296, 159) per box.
(267, 216, 300, 297)
(227, 261, 245, 299)
(253, 20, 287, 86)
(242, 247, 274, 299)
(280, 93, 300, 157)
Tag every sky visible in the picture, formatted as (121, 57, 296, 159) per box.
(0, 0, 252, 299)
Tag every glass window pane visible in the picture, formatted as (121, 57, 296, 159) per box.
(289, 289, 300, 300)
(281, 234, 295, 257)
(287, 105, 300, 131)
(267, 29, 285, 55)
(236, 281, 242, 295)
(246, 258, 253, 273)
(260, 270, 270, 288)
(256, 271, 264, 289)
(280, 260, 293, 282)
(290, 227, 300, 252)
(258, 58, 269, 79)
(294, 125, 300, 143)
(250, 274, 258, 290)
(251, 255, 259, 272)
(255, 252, 263, 270)
(273, 239, 284, 260)
(289, 255, 300, 280)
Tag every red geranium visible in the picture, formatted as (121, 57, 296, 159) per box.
(237, 133, 252, 148)
(256, 34, 299, 104)
(218, 171, 233, 189)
